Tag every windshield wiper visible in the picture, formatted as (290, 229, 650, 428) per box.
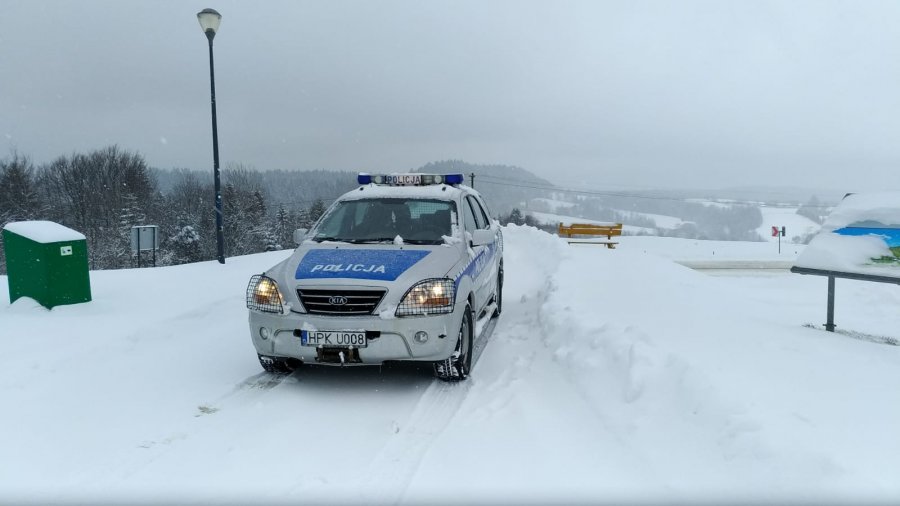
(354, 237, 397, 244)
(402, 239, 442, 245)
(313, 236, 345, 242)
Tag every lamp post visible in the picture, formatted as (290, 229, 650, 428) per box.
(197, 8, 225, 264)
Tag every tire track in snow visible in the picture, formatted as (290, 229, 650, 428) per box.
(112, 371, 296, 481)
(362, 380, 472, 504)
(466, 274, 553, 423)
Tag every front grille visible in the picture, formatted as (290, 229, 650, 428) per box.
(297, 289, 386, 315)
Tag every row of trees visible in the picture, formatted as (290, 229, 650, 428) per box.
(796, 195, 829, 224)
(0, 147, 329, 274)
(3, 147, 815, 275)
(498, 208, 556, 233)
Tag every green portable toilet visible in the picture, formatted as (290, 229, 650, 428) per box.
(2, 221, 92, 309)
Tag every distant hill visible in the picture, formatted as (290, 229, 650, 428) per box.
(153, 161, 829, 243)
(156, 160, 554, 217)
(414, 160, 553, 217)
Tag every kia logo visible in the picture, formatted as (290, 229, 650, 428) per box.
(329, 296, 348, 305)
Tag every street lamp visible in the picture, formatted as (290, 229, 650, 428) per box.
(197, 8, 225, 264)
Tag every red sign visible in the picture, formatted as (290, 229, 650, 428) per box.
(772, 226, 779, 237)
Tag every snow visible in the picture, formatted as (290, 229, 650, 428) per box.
(824, 191, 900, 229)
(686, 198, 734, 208)
(342, 182, 466, 201)
(2, 226, 900, 503)
(528, 210, 618, 227)
(2, 220, 86, 243)
(616, 210, 684, 229)
(530, 197, 576, 212)
(755, 205, 821, 242)
(532, 203, 823, 240)
(796, 233, 893, 273)
(529, 209, 683, 230)
(620, 236, 804, 262)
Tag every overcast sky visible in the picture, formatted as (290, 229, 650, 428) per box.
(2, 0, 900, 191)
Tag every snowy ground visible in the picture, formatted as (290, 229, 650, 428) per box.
(3, 226, 900, 504)
(756, 205, 821, 243)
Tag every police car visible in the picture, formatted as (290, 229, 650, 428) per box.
(245, 173, 503, 381)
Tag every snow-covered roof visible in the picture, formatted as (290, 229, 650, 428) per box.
(2, 221, 86, 243)
(338, 183, 468, 201)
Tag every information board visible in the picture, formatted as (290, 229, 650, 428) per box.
(793, 192, 900, 280)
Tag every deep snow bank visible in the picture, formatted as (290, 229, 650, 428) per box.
(510, 225, 900, 501)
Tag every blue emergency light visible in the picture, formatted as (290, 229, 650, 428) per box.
(357, 173, 465, 186)
(443, 174, 465, 185)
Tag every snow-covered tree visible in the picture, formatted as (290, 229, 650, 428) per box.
(797, 195, 828, 224)
(168, 225, 203, 264)
(307, 199, 327, 226)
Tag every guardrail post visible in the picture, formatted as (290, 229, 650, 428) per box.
(825, 275, 836, 332)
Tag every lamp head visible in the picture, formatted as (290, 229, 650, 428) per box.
(197, 8, 222, 39)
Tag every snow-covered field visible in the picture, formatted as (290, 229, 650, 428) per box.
(527, 209, 682, 235)
(527, 210, 617, 227)
(530, 197, 576, 213)
(3, 226, 900, 504)
(756, 205, 821, 243)
(529, 201, 824, 243)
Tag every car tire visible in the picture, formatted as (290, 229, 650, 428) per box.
(493, 261, 503, 317)
(258, 354, 297, 374)
(434, 303, 473, 382)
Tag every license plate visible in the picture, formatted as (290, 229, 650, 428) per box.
(300, 330, 367, 347)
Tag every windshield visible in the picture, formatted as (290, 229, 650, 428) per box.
(312, 198, 455, 244)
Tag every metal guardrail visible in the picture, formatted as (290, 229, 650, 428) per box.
(675, 260, 795, 270)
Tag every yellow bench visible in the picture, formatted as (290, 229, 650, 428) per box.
(558, 223, 623, 249)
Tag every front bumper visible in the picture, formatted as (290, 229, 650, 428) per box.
(248, 307, 462, 365)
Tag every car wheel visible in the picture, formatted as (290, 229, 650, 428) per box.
(258, 354, 297, 374)
(434, 303, 473, 382)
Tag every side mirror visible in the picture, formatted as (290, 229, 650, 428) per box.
(470, 229, 494, 247)
(293, 228, 309, 245)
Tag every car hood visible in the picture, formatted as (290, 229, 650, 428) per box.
(269, 241, 463, 305)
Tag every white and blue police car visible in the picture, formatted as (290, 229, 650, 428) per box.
(245, 173, 503, 381)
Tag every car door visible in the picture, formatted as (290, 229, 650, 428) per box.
(474, 193, 502, 273)
(460, 194, 485, 312)
(465, 195, 495, 315)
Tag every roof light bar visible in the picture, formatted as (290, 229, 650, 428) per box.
(356, 173, 465, 186)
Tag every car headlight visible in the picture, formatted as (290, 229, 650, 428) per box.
(396, 278, 455, 317)
(246, 274, 284, 313)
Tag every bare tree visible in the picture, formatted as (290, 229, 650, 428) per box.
(0, 152, 43, 274)
(35, 146, 158, 269)
(0, 152, 41, 224)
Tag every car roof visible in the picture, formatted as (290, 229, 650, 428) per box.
(338, 182, 477, 202)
